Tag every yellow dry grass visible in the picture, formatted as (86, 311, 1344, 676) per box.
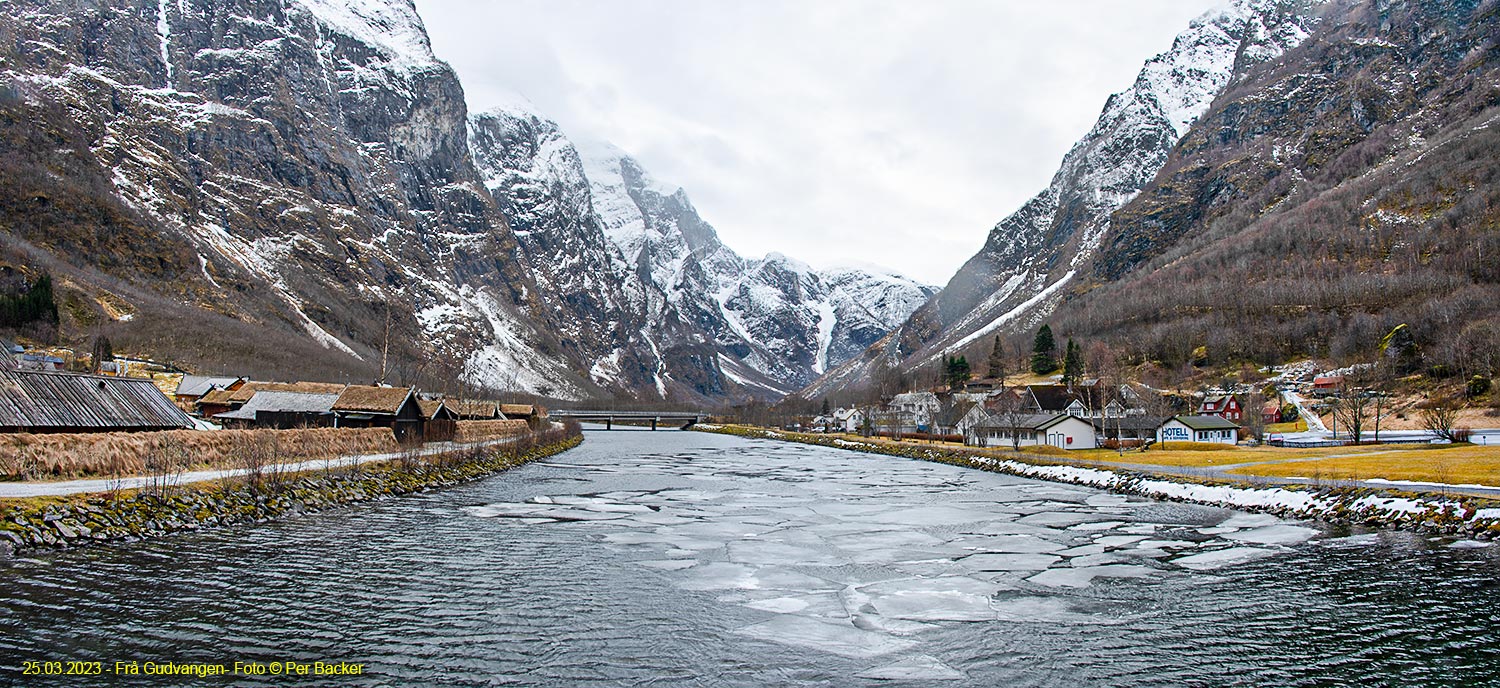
(1073, 443, 1401, 468)
(1228, 444, 1500, 486)
(1265, 418, 1308, 433)
(0, 428, 398, 480)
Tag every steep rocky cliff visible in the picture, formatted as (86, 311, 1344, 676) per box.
(0, 0, 599, 395)
(0, 0, 930, 402)
(469, 102, 936, 399)
(807, 0, 1499, 399)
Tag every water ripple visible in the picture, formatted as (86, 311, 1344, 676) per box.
(1, 431, 1498, 686)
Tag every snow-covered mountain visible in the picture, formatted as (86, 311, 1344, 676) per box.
(469, 101, 936, 398)
(802, 0, 1325, 398)
(0, 0, 929, 402)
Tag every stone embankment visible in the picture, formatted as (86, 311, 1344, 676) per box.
(0, 426, 582, 556)
(696, 424, 1500, 538)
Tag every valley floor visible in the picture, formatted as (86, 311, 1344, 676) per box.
(709, 426, 1500, 501)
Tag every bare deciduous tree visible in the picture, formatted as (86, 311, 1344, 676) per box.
(1420, 401, 1461, 442)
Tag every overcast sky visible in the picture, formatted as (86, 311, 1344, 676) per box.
(418, 0, 1220, 286)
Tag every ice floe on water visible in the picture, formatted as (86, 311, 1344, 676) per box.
(855, 655, 967, 681)
(1172, 547, 1277, 571)
(462, 442, 1340, 674)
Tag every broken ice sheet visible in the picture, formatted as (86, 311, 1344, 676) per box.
(1172, 547, 1276, 571)
(855, 655, 966, 681)
(1027, 564, 1156, 589)
(735, 616, 918, 658)
(852, 576, 1005, 622)
(1222, 524, 1320, 546)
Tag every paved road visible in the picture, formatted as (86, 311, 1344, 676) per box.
(0, 436, 524, 499)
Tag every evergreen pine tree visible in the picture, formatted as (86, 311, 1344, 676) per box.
(1030, 325, 1057, 375)
(987, 336, 1007, 379)
(1063, 339, 1082, 386)
(820, 398, 831, 416)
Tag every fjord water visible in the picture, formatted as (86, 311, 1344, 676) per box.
(1, 431, 1497, 686)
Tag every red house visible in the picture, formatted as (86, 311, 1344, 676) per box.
(1313, 376, 1343, 395)
(1197, 394, 1244, 422)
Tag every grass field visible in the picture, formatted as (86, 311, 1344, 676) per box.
(1069, 443, 1402, 468)
(758, 426, 1500, 490)
(1228, 444, 1500, 486)
(1265, 418, 1308, 433)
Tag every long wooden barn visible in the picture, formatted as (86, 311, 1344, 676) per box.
(0, 369, 197, 433)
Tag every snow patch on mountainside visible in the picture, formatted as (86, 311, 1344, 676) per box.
(948, 270, 1076, 353)
(899, 0, 1322, 361)
(294, 0, 437, 68)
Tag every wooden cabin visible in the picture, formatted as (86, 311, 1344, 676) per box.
(0, 369, 196, 433)
(452, 399, 500, 420)
(500, 403, 542, 429)
(198, 381, 344, 418)
(332, 385, 423, 443)
(416, 399, 459, 442)
(212, 391, 340, 429)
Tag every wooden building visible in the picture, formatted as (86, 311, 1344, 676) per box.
(499, 403, 541, 428)
(212, 391, 339, 429)
(0, 369, 196, 433)
(1157, 415, 1240, 445)
(416, 399, 459, 442)
(198, 381, 344, 418)
(968, 412, 1097, 450)
(332, 385, 423, 443)
(174, 375, 244, 403)
(452, 399, 500, 420)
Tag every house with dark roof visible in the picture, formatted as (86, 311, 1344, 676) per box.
(174, 375, 245, 410)
(415, 398, 459, 442)
(212, 391, 340, 429)
(332, 385, 423, 442)
(1156, 415, 1240, 445)
(0, 369, 196, 433)
(1197, 394, 1245, 422)
(969, 412, 1097, 450)
(198, 381, 346, 418)
(1089, 415, 1168, 448)
(1017, 385, 1082, 415)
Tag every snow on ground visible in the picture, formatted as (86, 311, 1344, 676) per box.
(945, 270, 1076, 354)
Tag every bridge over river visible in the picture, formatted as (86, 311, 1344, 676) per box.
(551, 409, 707, 430)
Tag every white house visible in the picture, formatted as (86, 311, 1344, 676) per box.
(885, 391, 941, 433)
(1157, 415, 1240, 445)
(969, 413, 1097, 450)
(832, 407, 865, 433)
(957, 404, 992, 445)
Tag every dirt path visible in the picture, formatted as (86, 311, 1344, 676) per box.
(0, 436, 524, 499)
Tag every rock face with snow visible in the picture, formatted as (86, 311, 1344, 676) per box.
(0, 0, 930, 401)
(802, 0, 1325, 398)
(470, 104, 936, 398)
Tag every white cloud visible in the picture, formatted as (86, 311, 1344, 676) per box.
(417, 0, 1219, 285)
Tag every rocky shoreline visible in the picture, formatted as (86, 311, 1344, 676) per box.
(0, 428, 582, 557)
(695, 424, 1500, 539)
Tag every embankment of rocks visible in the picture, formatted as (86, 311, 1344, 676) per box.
(0, 427, 581, 556)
